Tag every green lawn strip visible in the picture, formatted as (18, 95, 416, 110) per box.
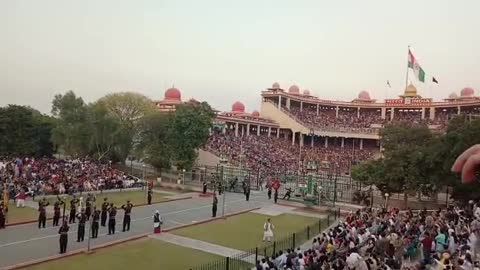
(22, 238, 225, 270)
(5, 203, 52, 224)
(172, 212, 322, 252)
(35, 191, 168, 211)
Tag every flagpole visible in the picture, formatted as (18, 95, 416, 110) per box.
(405, 45, 410, 91)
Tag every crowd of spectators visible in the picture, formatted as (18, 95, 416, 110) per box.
(255, 203, 480, 270)
(0, 157, 139, 201)
(285, 106, 462, 131)
(205, 133, 376, 175)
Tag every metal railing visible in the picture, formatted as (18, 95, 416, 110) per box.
(190, 211, 339, 270)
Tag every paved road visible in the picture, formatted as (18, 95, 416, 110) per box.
(0, 191, 271, 269)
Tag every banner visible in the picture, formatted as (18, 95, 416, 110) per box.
(385, 99, 405, 105)
(411, 98, 432, 105)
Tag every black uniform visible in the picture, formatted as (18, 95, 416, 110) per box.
(202, 181, 207, 194)
(76, 212, 87, 242)
(121, 203, 133, 232)
(245, 186, 250, 201)
(0, 203, 6, 229)
(101, 200, 108, 227)
(108, 206, 117, 235)
(85, 199, 92, 220)
(212, 196, 218, 217)
(274, 190, 278, 204)
(38, 200, 50, 229)
(147, 190, 152, 205)
(58, 223, 69, 254)
(91, 209, 100, 238)
(53, 199, 64, 226)
(267, 187, 272, 200)
(69, 198, 79, 224)
(283, 188, 292, 200)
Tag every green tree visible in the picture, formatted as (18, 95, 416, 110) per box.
(51, 90, 89, 157)
(135, 112, 173, 173)
(168, 102, 215, 170)
(0, 105, 54, 156)
(99, 92, 155, 161)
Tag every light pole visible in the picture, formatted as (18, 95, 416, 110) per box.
(219, 157, 228, 218)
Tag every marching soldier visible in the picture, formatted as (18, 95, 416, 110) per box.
(38, 198, 49, 229)
(245, 184, 251, 201)
(267, 185, 272, 200)
(0, 200, 6, 229)
(274, 189, 278, 204)
(202, 180, 208, 194)
(69, 196, 79, 224)
(91, 206, 100, 239)
(53, 196, 64, 226)
(101, 197, 108, 227)
(283, 188, 292, 200)
(76, 208, 87, 242)
(108, 203, 117, 235)
(147, 189, 152, 205)
(85, 194, 93, 220)
(121, 200, 133, 232)
(212, 194, 218, 217)
(58, 221, 69, 254)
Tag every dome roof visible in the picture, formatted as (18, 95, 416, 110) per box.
(449, 92, 458, 99)
(288, 85, 300, 94)
(303, 89, 310, 96)
(251, 110, 260, 117)
(272, 82, 280, 89)
(358, 90, 371, 100)
(461, 87, 475, 97)
(232, 101, 245, 113)
(403, 83, 418, 97)
(164, 87, 181, 101)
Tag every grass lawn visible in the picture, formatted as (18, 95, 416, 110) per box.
(5, 203, 52, 225)
(172, 213, 323, 251)
(22, 238, 224, 270)
(35, 190, 169, 210)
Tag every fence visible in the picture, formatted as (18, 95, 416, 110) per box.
(190, 211, 340, 270)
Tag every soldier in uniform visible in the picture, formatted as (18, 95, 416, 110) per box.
(0, 200, 6, 229)
(76, 208, 87, 242)
(91, 206, 100, 239)
(108, 203, 117, 235)
(68, 196, 79, 224)
(85, 194, 93, 220)
(274, 189, 278, 204)
(245, 183, 251, 201)
(212, 194, 218, 217)
(121, 200, 133, 232)
(101, 197, 108, 227)
(53, 196, 65, 227)
(147, 189, 152, 205)
(202, 180, 208, 194)
(58, 221, 69, 254)
(38, 198, 50, 229)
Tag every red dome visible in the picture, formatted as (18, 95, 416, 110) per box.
(164, 87, 181, 101)
(288, 85, 300, 94)
(251, 110, 260, 117)
(303, 89, 310, 96)
(232, 101, 245, 113)
(449, 92, 458, 99)
(358, 90, 371, 100)
(461, 87, 475, 97)
(272, 82, 280, 89)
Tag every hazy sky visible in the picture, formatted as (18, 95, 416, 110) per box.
(1, 0, 479, 114)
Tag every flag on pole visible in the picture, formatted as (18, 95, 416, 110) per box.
(387, 80, 391, 88)
(432, 77, 438, 84)
(408, 49, 426, 83)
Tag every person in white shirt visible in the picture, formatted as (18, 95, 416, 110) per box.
(263, 218, 275, 242)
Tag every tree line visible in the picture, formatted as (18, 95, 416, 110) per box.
(351, 116, 480, 205)
(0, 90, 215, 172)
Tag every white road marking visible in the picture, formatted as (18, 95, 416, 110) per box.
(0, 198, 251, 248)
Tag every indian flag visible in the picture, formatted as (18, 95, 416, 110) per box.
(408, 49, 426, 83)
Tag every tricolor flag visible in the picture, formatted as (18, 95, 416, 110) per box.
(408, 49, 426, 83)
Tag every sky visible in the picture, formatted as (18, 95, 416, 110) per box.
(1, 0, 479, 114)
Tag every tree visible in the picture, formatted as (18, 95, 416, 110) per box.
(135, 112, 173, 173)
(0, 105, 54, 156)
(98, 92, 155, 161)
(86, 101, 122, 160)
(51, 91, 89, 157)
(168, 102, 215, 170)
